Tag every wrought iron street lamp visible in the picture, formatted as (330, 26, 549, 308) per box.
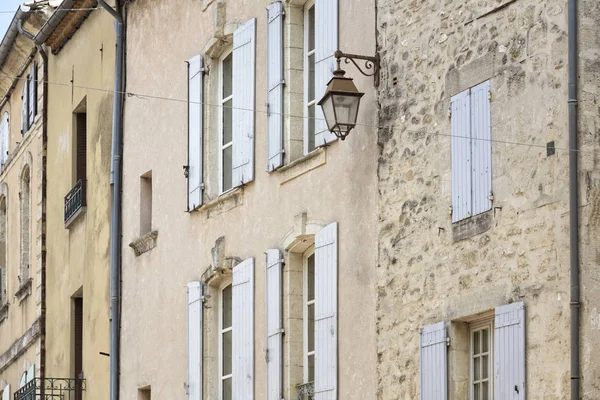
(318, 50, 380, 140)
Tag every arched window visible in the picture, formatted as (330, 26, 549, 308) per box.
(0, 112, 8, 167)
(19, 166, 30, 283)
(0, 195, 7, 306)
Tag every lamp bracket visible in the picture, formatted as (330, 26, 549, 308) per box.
(334, 50, 380, 87)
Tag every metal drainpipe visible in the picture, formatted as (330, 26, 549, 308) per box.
(568, 0, 580, 398)
(97, 1, 124, 400)
(17, 16, 48, 398)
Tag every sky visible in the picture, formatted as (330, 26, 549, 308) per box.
(0, 0, 27, 41)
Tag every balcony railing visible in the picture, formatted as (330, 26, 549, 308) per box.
(64, 179, 86, 225)
(14, 377, 86, 400)
(297, 381, 314, 400)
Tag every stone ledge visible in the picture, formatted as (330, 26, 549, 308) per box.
(200, 187, 244, 219)
(278, 147, 327, 185)
(65, 206, 86, 229)
(14, 278, 32, 304)
(0, 317, 40, 373)
(0, 303, 8, 324)
(129, 231, 158, 257)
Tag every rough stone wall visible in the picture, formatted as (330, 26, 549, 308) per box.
(376, 0, 600, 398)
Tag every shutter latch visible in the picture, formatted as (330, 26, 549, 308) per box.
(264, 348, 269, 363)
(182, 165, 189, 178)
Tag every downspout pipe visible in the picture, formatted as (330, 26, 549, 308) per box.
(568, 0, 580, 399)
(18, 15, 49, 399)
(97, 2, 124, 400)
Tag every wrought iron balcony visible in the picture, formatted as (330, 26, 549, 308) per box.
(64, 179, 86, 225)
(297, 381, 314, 400)
(14, 377, 86, 400)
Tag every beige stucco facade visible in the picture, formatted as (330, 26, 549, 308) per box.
(376, 0, 600, 398)
(44, 3, 116, 399)
(121, 0, 377, 399)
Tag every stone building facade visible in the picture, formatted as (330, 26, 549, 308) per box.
(376, 0, 600, 399)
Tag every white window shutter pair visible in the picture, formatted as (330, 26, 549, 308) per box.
(450, 81, 492, 222)
(419, 302, 525, 400)
(266, 2, 285, 172)
(187, 282, 203, 400)
(187, 55, 204, 211)
(232, 19, 256, 186)
(28, 62, 37, 127)
(232, 258, 255, 399)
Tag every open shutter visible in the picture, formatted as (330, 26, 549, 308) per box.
(21, 76, 28, 134)
(1, 384, 9, 400)
(27, 364, 35, 383)
(233, 258, 254, 399)
(266, 249, 283, 400)
(494, 302, 525, 400)
(232, 19, 256, 186)
(314, 0, 338, 147)
(187, 55, 204, 211)
(266, 2, 285, 172)
(0, 112, 8, 165)
(28, 62, 37, 125)
(419, 321, 448, 400)
(314, 222, 337, 399)
(187, 282, 203, 400)
(451, 88, 472, 223)
(470, 80, 492, 216)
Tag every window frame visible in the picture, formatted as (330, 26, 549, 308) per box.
(218, 49, 234, 194)
(469, 318, 494, 400)
(303, 0, 316, 156)
(302, 245, 315, 385)
(218, 280, 233, 400)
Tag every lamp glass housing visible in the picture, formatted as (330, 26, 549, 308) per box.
(318, 70, 365, 140)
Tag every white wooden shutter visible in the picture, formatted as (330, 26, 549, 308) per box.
(494, 302, 525, 400)
(451, 88, 472, 223)
(314, 0, 338, 147)
(233, 258, 254, 399)
(266, 249, 283, 400)
(187, 282, 203, 400)
(187, 55, 204, 211)
(26, 364, 35, 383)
(1, 384, 9, 400)
(22, 76, 28, 134)
(470, 80, 492, 216)
(28, 62, 37, 126)
(232, 19, 256, 186)
(314, 222, 337, 399)
(0, 112, 8, 165)
(419, 321, 448, 400)
(266, 2, 284, 172)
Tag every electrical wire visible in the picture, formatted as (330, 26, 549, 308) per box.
(0, 8, 100, 14)
(0, 72, 595, 155)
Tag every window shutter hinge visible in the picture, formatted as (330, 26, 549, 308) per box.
(448, 108, 451, 119)
(488, 192, 494, 202)
(446, 337, 450, 346)
(266, 103, 270, 117)
(265, 348, 269, 363)
(183, 382, 189, 395)
(182, 165, 189, 178)
(448, 205, 453, 215)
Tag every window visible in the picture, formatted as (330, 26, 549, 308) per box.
(140, 171, 152, 236)
(0, 112, 9, 166)
(303, 1, 316, 154)
(219, 51, 233, 193)
(470, 320, 493, 400)
(303, 250, 315, 386)
(21, 62, 37, 135)
(450, 80, 492, 223)
(74, 111, 87, 184)
(0, 195, 6, 307)
(19, 166, 30, 283)
(219, 283, 232, 400)
(138, 386, 151, 400)
(73, 294, 84, 400)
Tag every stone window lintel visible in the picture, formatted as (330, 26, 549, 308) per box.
(14, 278, 32, 304)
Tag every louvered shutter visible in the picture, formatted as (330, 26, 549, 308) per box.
(494, 302, 525, 400)
(21, 76, 28, 134)
(187, 55, 204, 211)
(1, 384, 9, 400)
(470, 80, 492, 216)
(28, 62, 37, 125)
(314, 0, 338, 147)
(232, 258, 254, 399)
(314, 222, 337, 399)
(265, 249, 283, 400)
(266, 2, 284, 172)
(451, 89, 472, 222)
(232, 19, 256, 186)
(419, 321, 448, 400)
(187, 282, 203, 400)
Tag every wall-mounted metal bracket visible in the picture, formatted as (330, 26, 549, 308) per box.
(334, 50, 381, 87)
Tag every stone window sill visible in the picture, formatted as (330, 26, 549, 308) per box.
(197, 187, 244, 219)
(129, 230, 158, 257)
(0, 303, 8, 323)
(15, 278, 32, 304)
(452, 210, 493, 242)
(278, 147, 327, 185)
(65, 206, 86, 229)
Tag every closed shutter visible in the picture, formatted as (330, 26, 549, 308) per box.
(1, 384, 9, 400)
(187, 282, 203, 400)
(494, 302, 525, 400)
(28, 62, 37, 125)
(76, 113, 87, 182)
(314, 0, 338, 147)
(470, 80, 492, 216)
(74, 298, 83, 380)
(419, 321, 448, 400)
(265, 249, 283, 400)
(232, 19, 256, 186)
(266, 2, 285, 172)
(187, 55, 204, 211)
(232, 258, 254, 399)
(314, 222, 337, 399)
(450, 89, 472, 222)
(22, 76, 28, 134)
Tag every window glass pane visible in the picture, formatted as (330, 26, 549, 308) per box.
(308, 54, 315, 102)
(222, 284, 232, 329)
(481, 328, 488, 353)
(307, 254, 315, 301)
(308, 354, 314, 383)
(223, 146, 232, 191)
(308, 6, 315, 51)
(223, 330, 232, 376)
(223, 99, 233, 145)
(473, 331, 480, 355)
(308, 303, 314, 353)
(223, 376, 232, 400)
(482, 381, 489, 400)
(482, 355, 489, 379)
(307, 105, 315, 152)
(474, 357, 480, 381)
(222, 53, 233, 99)
(473, 383, 480, 400)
